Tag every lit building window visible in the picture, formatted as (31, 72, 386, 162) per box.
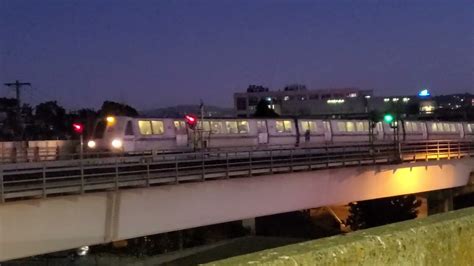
(327, 99, 345, 104)
(384, 98, 390, 102)
(365, 95, 371, 99)
(283, 96, 290, 101)
(392, 98, 399, 102)
(403, 97, 410, 102)
(348, 93, 357, 98)
(420, 105, 435, 114)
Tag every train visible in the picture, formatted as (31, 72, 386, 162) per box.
(86, 116, 474, 153)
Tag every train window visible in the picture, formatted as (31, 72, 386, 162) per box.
(226, 121, 238, 134)
(323, 121, 331, 131)
(138, 121, 153, 135)
(346, 122, 355, 132)
(125, 121, 134, 136)
(151, 121, 164, 134)
(174, 121, 186, 133)
(199, 121, 210, 132)
(443, 123, 449, 132)
(276, 120, 292, 133)
(238, 121, 249, 134)
(93, 120, 107, 138)
(363, 122, 369, 131)
(257, 121, 267, 133)
(284, 121, 292, 132)
(405, 122, 412, 132)
(356, 122, 365, 132)
(412, 123, 418, 132)
(468, 124, 473, 133)
(301, 121, 317, 133)
(431, 123, 437, 132)
(211, 121, 224, 134)
(337, 122, 346, 131)
(450, 124, 456, 132)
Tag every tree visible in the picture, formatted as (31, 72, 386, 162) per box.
(98, 101, 138, 117)
(346, 194, 421, 231)
(34, 101, 67, 139)
(254, 99, 279, 118)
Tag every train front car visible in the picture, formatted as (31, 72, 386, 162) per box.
(87, 116, 129, 153)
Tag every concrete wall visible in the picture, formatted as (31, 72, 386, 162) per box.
(0, 158, 473, 261)
(211, 207, 474, 265)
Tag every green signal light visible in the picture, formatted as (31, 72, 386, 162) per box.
(383, 114, 394, 124)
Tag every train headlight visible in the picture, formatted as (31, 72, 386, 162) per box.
(111, 139, 123, 149)
(76, 245, 89, 256)
(87, 140, 96, 149)
(106, 116, 116, 126)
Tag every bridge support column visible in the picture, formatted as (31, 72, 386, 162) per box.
(428, 189, 453, 215)
(242, 218, 256, 235)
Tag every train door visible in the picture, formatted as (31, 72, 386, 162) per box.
(257, 120, 268, 144)
(421, 122, 428, 139)
(323, 121, 332, 142)
(174, 121, 188, 147)
(122, 120, 136, 152)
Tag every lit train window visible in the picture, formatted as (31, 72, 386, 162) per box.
(199, 121, 210, 132)
(174, 121, 186, 133)
(301, 121, 317, 133)
(363, 122, 369, 131)
(443, 123, 450, 132)
(138, 121, 153, 135)
(405, 122, 412, 132)
(450, 124, 456, 132)
(151, 121, 164, 134)
(337, 122, 346, 131)
(431, 123, 438, 132)
(138, 120, 164, 135)
(276, 120, 292, 133)
(412, 123, 418, 131)
(346, 122, 355, 132)
(226, 121, 238, 134)
(211, 121, 224, 134)
(238, 121, 249, 134)
(356, 122, 365, 132)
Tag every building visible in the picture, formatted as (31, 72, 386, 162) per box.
(234, 86, 373, 117)
(234, 86, 473, 119)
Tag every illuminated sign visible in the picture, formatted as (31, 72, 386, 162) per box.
(418, 89, 431, 97)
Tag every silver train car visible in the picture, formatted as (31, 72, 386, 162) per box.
(86, 116, 474, 153)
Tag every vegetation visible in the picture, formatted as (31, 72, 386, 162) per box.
(346, 194, 421, 231)
(0, 99, 138, 141)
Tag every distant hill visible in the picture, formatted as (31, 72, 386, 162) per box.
(141, 105, 235, 118)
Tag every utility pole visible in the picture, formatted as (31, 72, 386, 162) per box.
(4, 80, 31, 138)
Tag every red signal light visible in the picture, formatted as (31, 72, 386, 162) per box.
(72, 123, 84, 134)
(184, 114, 198, 129)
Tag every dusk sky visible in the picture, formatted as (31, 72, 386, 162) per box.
(1, 0, 473, 110)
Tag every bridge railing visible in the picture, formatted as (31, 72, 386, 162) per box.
(0, 140, 473, 202)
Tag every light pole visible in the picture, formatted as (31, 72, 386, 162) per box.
(73, 123, 85, 160)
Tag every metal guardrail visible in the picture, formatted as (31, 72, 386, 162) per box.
(0, 144, 304, 164)
(0, 140, 473, 203)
